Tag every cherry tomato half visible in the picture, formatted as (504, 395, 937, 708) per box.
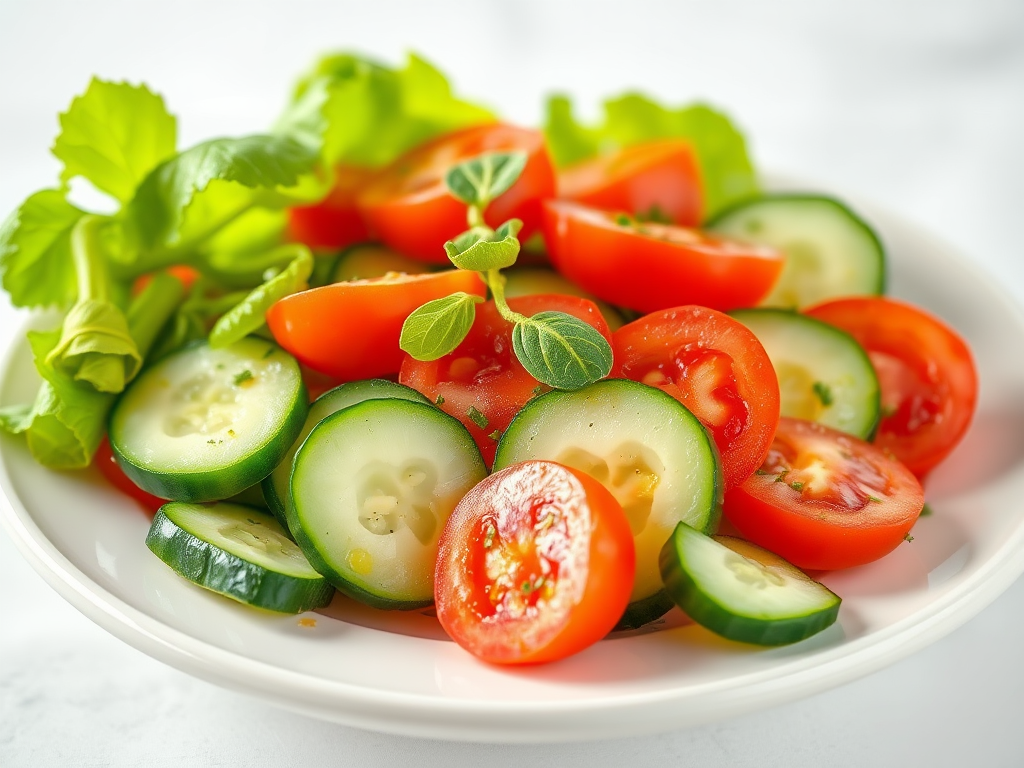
(94, 437, 164, 514)
(267, 270, 487, 381)
(723, 417, 925, 571)
(613, 306, 780, 490)
(435, 460, 635, 665)
(542, 200, 784, 314)
(358, 124, 556, 263)
(557, 139, 702, 226)
(805, 296, 978, 481)
(287, 166, 375, 251)
(399, 294, 613, 466)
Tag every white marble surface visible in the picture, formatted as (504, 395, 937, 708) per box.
(2, 0, 1024, 764)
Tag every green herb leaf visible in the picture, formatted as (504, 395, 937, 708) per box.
(511, 311, 613, 390)
(443, 219, 523, 271)
(445, 151, 527, 207)
(399, 292, 483, 361)
(126, 134, 322, 254)
(233, 369, 254, 386)
(0, 190, 85, 309)
(52, 79, 177, 205)
(466, 406, 489, 429)
(543, 94, 759, 219)
(812, 381, 834, 407)
(279, 52, 495, 168)
(209, 245, 314, 348)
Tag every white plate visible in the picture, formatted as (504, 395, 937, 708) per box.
(3, 194, 1024, 743)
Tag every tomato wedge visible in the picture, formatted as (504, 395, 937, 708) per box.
(435, 460, 635, 664)
(724, 417, 925, 571)
(358, 124, 556, 263)
(612, 306, 780, 490)
(557, 140, 702, 226)
(267, 270, 487, 381)
(399, 294, 612, 466)
(805, 296, 978, 481)
(542, 200, 784, 313)
(288, 166, 375, 251)
(94, 437, 164, 514)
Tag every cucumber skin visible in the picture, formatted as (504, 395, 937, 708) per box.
(288, 399, 487, 611)
(658, 524, 841, 646)
(146, 507, 334, 614)
(615, 589, 677, 631)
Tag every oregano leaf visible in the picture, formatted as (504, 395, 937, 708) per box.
(443, 219, 522, 271)
(400, 292, 483, 361)
(511, 311, 613, 390)
(445, 151, 528, 207)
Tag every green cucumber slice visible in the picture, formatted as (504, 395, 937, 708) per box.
(332, 244, 430, 282)
(493, 379, 722, 628)
(290, 398, 487, 610)
(730, 308, 880, 439)
(262, 379, 430, 530)
(659, 523, 841, 645)
(110, 338, 307, 502)
(707, 194, 885, 309)
(146, 502, 334, 613)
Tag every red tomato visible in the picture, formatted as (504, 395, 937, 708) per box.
(557, 140, 702, 226)
(724, 417, 925, 570)
(287, 166, 374, 251)
(612, 306, 780, 490)
(131, 266, 199, 296)
(399, 294, 613, 466)
(94, 437, 164, 514)
(358, 124, 556, 263)
(542, 200, 784, 313)
(805, 297, 978, 481)
(267, 270, 487, 381)
(435, 460, 635, 664)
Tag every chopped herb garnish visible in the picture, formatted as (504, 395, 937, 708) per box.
(812, 381, 834, 407)
(920, 503, 933, 517)
(531, 385, 545, 397)
(467, 406, 489, 429)
(904, 533, 915, 543)
(636, 204, 672, 224)
(868, 495, 882, 503)
(488, 429, 502, 441)
(755, 469, 772, 476)
(483, 523, 496, 549)
(233, 369, 254, 386)
(789, 481, 805, 492)
(614, 213, 632, 227)
(262, 346, 276, 359)
(435, 395, 445, 406)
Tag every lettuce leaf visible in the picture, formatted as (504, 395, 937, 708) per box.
(52, 79, 177, 205)
(279, 52, 495, 168)
(543, 93, 759, 219)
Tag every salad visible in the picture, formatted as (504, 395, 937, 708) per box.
(0, 52, 978, 665)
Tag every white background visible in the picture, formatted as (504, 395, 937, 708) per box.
(2, 0, 1024, 764)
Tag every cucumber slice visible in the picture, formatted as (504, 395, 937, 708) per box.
(493, 379, 721, 628)
(110, 338, 307, 502)
(503, 267, 627, 330)
(290, 398, 487, 609)
(146, 502, 334, 613)
(707, 194, 885, 309)
(262, 379, 430, 529)
(659, 523, 841, 645)
(731, 308, 879, 439)
(332, 244, 430, 282)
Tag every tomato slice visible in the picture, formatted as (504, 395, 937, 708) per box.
(358, 124, 556, 263)
(805, 296, 978, 481)
(542, 200, 784, 313)
(723, 417, 925, 570)
(612, 306, 780, 490)
(287, 166, 374, 251)
(435, 460, 635, 664)
(266, 270, 487, 381)
(557, 140, 702, 226)
(399, 294, 613, 466)
(94, 437, 164, 514)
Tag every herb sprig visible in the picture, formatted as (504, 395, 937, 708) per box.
(399, 152, 613, 390)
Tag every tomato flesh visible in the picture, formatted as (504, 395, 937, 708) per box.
(400, 294, 613, 466)
(94, 437, 163, 514)
(266, 270, 487, 381)
(805, 296, 978, 481)
(542, 200, 784, 313)
(613, 306, 780, 490)
(435, 460, 635, 664)
(358, 124, 556, 263)
(724, 417, 925, 570)
(287, 166, 374, 251)
(557, 139, 702, 226)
